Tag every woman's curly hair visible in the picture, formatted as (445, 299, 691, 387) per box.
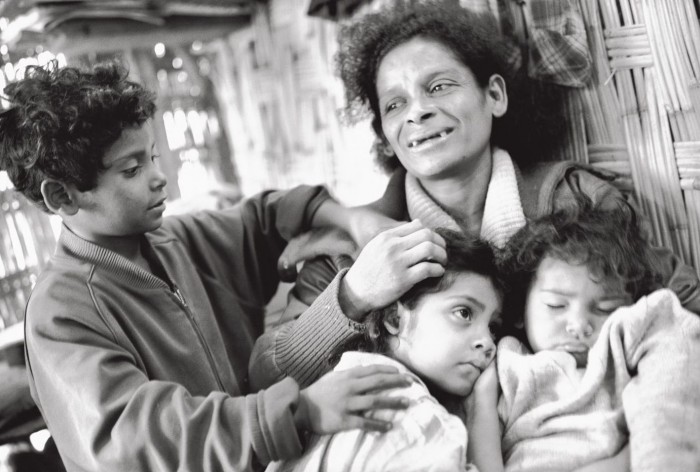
(499, 197, 662, 336)
(336, 0, 567, 173)
(0, 60, 156, 212)
(333, 228, 507, 361)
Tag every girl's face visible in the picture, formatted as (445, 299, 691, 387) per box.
(375, 37, 507, 183)
(524, 257, 632, 367)
(389, 272, 501, 396)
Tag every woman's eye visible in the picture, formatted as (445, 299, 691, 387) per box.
(384, 101, 399, 114)
(455, 307, 474, 321)
(430, 83, 450, 93)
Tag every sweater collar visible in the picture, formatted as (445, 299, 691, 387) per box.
(405, 148, 526, 247)
(57, 224, 169, 289)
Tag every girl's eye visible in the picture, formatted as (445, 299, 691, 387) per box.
(454, 307, 474, 321)
(545, 303, 565, 311)
(488, 320, 503, 339)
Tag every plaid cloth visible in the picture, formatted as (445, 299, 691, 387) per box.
(521, 0, 592, 87)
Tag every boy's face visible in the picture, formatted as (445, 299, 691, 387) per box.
(391, 272, 500, 396)
(524, 256, 632, 367)
(68, 123, 167, 243)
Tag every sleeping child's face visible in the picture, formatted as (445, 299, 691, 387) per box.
(524, 256, 632, 367)
(388, 272, 501, 396)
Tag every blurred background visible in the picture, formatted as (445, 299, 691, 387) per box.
(1, 0, 699, 470)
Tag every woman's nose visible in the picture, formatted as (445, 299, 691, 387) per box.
(406, 96, 435, 124)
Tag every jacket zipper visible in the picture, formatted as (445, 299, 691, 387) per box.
(173, 287, 226, 391)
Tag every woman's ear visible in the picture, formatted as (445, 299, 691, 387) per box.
(41, 179, 79, 216)
(487, 74, 508, 118)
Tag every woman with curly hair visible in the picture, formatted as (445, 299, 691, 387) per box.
(249, 0, 699, 390)
(468, 200, 700, 471)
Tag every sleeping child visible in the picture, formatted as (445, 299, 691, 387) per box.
(468, 200, 700, 472)
(267, 229, 503, 472)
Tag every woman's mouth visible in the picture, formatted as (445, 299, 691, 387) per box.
(407, 128, 453, 149)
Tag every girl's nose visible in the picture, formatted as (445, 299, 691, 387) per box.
(565, 310, 594, 339)
(473, 334, 496, 360)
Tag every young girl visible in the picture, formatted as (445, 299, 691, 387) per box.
(468, 201, 700, 472)
(267, 230, 505, 472)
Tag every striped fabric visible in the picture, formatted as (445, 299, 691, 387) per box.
(405, 148, 526, 248)
(519, 0, 592, 87)
(267, 352, 477, 472)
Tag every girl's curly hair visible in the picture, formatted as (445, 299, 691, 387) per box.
(336, 0, 567, 173)
(333, 228, 506, 361)
(499, 197, 662, 336)
(0, 60, 156, 212)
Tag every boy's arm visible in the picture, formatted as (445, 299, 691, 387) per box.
(614, 290, 700, 471)
(466, 362, 505, 472)
(25, 303, 410, 472)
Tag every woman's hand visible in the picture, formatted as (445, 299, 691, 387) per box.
(277, 207, 402, 282)
(339, 220, 447, 320)
(295, 365, 412, 434)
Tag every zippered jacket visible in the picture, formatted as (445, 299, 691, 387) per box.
(25, 186, 330, 472)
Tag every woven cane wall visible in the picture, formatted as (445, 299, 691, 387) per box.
(571, 0, 700, 275)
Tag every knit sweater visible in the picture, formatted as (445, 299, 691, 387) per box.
(497, 289, 700, 471)
(25, 186, 329, 472)
(267, 352, 475, 472)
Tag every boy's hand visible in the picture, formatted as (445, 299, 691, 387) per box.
(295, 365, 412, 434)
(339, 220, 446, 320)
(278, 228, 357, 281)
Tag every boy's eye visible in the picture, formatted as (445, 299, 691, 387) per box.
(454, 307, 474, 321)
(545, 303, 565, 311)
(122, 166, 140, 177)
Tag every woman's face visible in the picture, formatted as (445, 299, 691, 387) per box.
(375, 37, 507, 182)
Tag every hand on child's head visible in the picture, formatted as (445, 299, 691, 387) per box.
(296, 365, 412, 434)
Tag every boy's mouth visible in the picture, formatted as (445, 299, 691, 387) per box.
(149, 199, 166, 209)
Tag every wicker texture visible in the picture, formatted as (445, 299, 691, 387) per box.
(567, 0, 700, 274)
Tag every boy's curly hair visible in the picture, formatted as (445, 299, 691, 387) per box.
(333, 228, 507, 361)
(336, 0, 567, 173)
(0, 61, 156, 212)
(499, 198, 662, 334)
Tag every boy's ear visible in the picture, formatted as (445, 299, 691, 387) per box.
(40, 179, 79, 216)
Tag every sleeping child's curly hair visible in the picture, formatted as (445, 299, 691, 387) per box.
(499, 198, 662, 334)
(333, 228, 507, 360)
(0, 60, 156, 212)
(336, 0, 566, 172)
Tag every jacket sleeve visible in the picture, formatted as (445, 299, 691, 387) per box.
(249, 263, 364, 390)
(25, 290, 304, 472)
(614, 290, 700, 471)
(559, 168, 700, 314)
(163, 185, 331, 311)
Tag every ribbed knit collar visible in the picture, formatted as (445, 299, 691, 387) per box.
(58, 225, 170, 289)
(405, 148, 526, 248)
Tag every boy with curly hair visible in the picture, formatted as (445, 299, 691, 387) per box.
(468, 201, 700, 471)
(0, 61, 448, 472)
